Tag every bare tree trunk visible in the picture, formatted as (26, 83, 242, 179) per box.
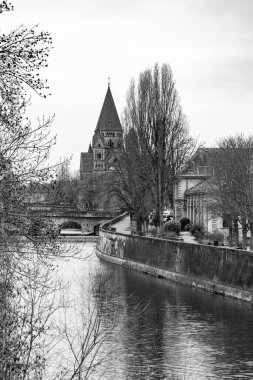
(228, 220, 233, 247)
(158, 169, 163, 230)
(241, 217, 248, 250)
(249, 221, 253, 251)
(232, 218, 239, 247)
(136, 216, 142, 233)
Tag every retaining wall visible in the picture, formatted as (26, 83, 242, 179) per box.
(60, 236, 99, 243)
(97, 225, 253, 303)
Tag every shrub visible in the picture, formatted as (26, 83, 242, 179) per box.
(184, 223, 190, 231)
(180, 217, 190, 231)
(163, 220, 181, 235)
(189, 224, 204, 236)
(194, 229, 205, 242)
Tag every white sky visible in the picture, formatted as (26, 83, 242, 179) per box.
(1, 0, 253, 172)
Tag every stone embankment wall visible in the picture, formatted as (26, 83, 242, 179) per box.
(60, 236, 99, 243)
(97, 218, 253, 303)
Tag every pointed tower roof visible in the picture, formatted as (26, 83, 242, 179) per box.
(88, 142, 92, 153)
(96, 85, 122, 132)
(92, 128, 105, 148)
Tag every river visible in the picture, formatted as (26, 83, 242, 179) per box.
(51, 242, 253, 380)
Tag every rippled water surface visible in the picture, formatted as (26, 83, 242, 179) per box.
(55, 244, 253, 379)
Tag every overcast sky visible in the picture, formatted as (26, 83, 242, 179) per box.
(1, 0, 253, 172)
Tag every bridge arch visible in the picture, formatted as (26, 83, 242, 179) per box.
(60, 221, 82, 230)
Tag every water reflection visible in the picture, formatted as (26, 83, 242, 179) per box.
(53, 245, 253, 379)
(98, 257, 253, 379)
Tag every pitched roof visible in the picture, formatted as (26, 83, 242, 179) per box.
(80, 152, 93, 172)
(95, 86, 122, 132)
(92, 129, 105, 148)
(185, 177, 212, 195)
(180, 148, 218, 175)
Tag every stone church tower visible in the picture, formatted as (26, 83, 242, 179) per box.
(80, 84, 123, 180)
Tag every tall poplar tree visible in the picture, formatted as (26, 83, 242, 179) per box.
(114, 63, 196, 228)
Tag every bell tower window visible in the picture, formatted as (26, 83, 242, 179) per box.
(108, 140, 114, 148)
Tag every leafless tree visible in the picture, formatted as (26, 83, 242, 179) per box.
(54, 270, 122, 380)
(45, 167, 102, 211)
(0, 5, 131, 379)
(110, 63, 196, 229)
(208, 134, 253, 250)
(53, 263, 148, 380)
(108, 129, 153, 230)
(0, 2, 65, 378)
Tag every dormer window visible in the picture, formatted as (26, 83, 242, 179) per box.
(97, 153, 102, 160)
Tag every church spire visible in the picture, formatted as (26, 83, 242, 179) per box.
(95, 85, 122, 132)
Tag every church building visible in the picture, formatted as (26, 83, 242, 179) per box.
(80, 84, 123, 180)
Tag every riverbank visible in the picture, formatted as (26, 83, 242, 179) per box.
(97, 215, 253, 303)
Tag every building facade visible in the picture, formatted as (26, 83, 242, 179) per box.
(173, 148, 224, 233)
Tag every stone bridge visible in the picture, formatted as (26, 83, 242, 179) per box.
(30, 204, 117, 234)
